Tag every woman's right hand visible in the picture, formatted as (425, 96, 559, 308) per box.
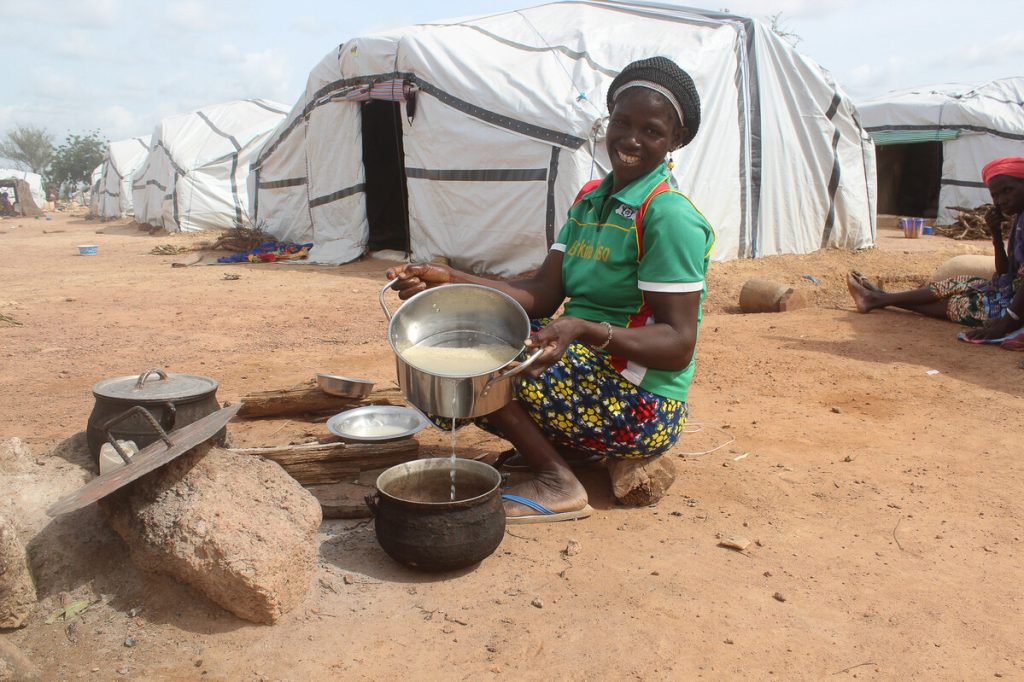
(985, 205, 1004, 238)
(386, 262, 454, 299)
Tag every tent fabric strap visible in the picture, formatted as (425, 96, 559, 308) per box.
(819, 92, 844, 249)
(309, 183, 366, 208)
(405, 168, 548, 182)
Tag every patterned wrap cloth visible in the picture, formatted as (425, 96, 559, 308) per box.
(931, 213, 1024, 325)
(427, 320, 687, 460)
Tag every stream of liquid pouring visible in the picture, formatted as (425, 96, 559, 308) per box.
(450, 392, 458, 501)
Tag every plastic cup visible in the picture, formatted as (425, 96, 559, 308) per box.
(78, 244, 98, 255)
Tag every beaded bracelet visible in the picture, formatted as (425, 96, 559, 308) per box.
(595, 321, 613, 349)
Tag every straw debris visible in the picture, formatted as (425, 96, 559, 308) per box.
(211, 220, 271, 253)
(937, 205, 1005, 240)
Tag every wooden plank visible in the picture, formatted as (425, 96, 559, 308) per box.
(305, 482, 374, 519)
(229, 438, 419, 486)
(237, 380, 404, 419)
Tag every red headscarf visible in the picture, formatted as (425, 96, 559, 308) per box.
(981, 156, 1024, 185)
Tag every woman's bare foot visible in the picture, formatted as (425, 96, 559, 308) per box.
(502, 469, 588, 517)
(847, 272, 881, 313)
(850, 271, 883, 292)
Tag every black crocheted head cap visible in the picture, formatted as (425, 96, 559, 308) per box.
(606, 56, 701, 148)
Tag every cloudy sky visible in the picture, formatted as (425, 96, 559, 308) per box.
(0, 0, 1020, 152)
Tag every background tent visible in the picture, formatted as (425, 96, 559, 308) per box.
(251, 0, 875, 275)
(89, 164, 102, 214)
(95, 136, 151, 218)
(133, 99, 288, 232)
(859, 78, 1024, 224)
(0, 169, 44, 209)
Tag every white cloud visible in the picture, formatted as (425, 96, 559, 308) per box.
(717, 0, 858, 20)
(100, 105, 147, 140)
(163, 0, 231, 32)
(951, 31, 1024, 67)
(55, 31, 100, 60)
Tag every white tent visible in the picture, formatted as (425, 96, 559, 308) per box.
(859, 78, 1024, 224)
(251, 0, 876, 275)
(0, 169, 44, 209)
(89, 164, 102, 214)
(133, 100, 288, 232)
(95, 136, 151, 218)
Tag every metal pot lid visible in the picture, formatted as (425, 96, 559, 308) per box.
(92, 368, 219, 402)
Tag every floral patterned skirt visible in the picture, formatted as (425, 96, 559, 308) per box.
(929, 275, 1011, 326)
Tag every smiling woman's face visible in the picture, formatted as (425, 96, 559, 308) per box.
(606, 88, 685, 193)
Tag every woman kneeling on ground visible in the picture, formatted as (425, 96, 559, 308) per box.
(387, 56, 715, 524)
(847, 156, 1024, 342)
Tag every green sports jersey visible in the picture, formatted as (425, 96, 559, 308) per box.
(553, 162, 715, 401)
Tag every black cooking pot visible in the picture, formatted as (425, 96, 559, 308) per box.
(368, 458, 505, 572)
(86, 368, 224, 459)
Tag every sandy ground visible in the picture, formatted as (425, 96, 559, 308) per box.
(0, 208, 1021, 681)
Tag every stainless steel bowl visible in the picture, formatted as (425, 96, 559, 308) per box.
(326, 405, 430, 442)
(316, 373, 374, 399)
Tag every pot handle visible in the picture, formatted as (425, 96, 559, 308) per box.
(364, 493, 379, 516)
(101, 405, 174, 462)
(134, 368, 168, 389)
(164, 401, 177, 430)
(379, 277, 400, 322)
(480, 347, 544, 396)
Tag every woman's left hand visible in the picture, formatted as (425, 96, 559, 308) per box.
(965, 314, 1022, 340)
(519, 317, 584, 377)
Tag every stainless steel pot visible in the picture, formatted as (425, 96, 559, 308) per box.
(380, 279, 542, 418)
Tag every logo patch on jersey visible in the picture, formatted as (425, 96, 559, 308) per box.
(616, 205, 637, 220)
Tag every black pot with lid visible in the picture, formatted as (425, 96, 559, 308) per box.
(86, 368, 225, 459)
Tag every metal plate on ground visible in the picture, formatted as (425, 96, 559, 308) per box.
(326, 405, 430, 442)
(46, 402, 241, 517)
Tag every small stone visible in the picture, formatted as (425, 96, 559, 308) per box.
(670, 511, 683, 517)
(772, 592, 787, 603)
(650, 571, 659, 576)
(117, 667, 130, 676)
(91, 668, 100, 673)
(563, 539, 582, 557)
(343, 574, 354, 585)
(687, 498, 699, 507)
(531, 597, 544, 609)
(724, 638, 734, 645)
(194, 659, 203, 668)
(718, 536, 751, 552)
(831, 406, 842, 414)
(124, 636, 136, 648)
(442, 624, 454, 634)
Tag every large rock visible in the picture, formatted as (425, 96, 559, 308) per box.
(101, 444, 322, 624)
(0, 516, 36, 629)
(0, 637, 40, 681)
(928, 254, 995, 283)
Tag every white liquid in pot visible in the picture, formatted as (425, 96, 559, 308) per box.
(400, 342, 519, 375)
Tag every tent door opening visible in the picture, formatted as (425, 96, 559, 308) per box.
(361, 100, 410, 252)
(875, 142, 943, 218)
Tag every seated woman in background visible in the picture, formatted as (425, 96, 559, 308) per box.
(847, 156, 1024, 342)
(387, 56, 715, 524)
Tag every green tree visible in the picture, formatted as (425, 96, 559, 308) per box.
(0, 125, 54, 174)
(48, 130, 106, 190)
